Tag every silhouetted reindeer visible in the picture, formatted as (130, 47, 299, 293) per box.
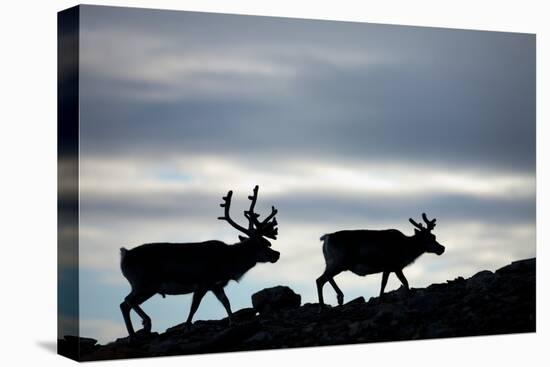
(119, 186, 280, 338)
(316, 213, 445, 306)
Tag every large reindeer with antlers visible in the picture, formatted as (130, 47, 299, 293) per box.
(316, 213, 445, 306)
(119, 186, 280, 338)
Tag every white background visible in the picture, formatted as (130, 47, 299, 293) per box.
(0, 0, 547, 365)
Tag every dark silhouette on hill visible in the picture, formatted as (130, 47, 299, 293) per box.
(317, 213, 445, 306)
(60, 258, 535, 361)
(119, 186, 280, 338)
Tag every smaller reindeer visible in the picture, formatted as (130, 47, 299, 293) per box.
(316, 213, 445, 306)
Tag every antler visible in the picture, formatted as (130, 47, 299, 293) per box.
(409, 213, 437, 232)
(409, 218, 425, 230)
(244, 185, 261, 231)
(247, 186, 278, 239)
(257, 206, 278, 239)
(422, 213, 436, 231)
(218, 190, 251, 236)
(219, 187, 279, 240)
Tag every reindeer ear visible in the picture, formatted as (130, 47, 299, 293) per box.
(238, 235, 248, 242)
(414, 229, 421, 236)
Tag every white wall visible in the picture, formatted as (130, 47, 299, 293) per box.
(0, 0, 547, 366)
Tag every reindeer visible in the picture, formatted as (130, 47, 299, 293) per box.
(316, 213, 445, 306)
(119, 186, 280, 338)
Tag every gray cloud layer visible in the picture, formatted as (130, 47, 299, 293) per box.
(79, 6, 535, 173)
(80, 190, 535, 227)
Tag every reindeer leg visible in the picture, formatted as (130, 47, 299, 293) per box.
(122, 291, 154, 336)
(328, 278, 344, 306)
(395, 269, 410, 291)
(212, 286, 233, 326)
(120, 296, 134, 337)
(316, 273, 328, 307)
(317, 268, 342, 308)
(186, 288, 207, 327)
(133, 304, 152, 333)
(380, 271, 390, 297)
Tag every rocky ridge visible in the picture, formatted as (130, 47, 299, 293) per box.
(59, 258, 536, 361)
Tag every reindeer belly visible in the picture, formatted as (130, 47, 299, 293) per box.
(158, 282, 197, 295)
(350, 264, 381, 276)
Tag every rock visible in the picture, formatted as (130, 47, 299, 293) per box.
(424, 322, 453, 338)
(303, 323, 317, 333)
(343, 296, 365, 307)
(372, 303, 405, 324)
(496, 258, 536, 275)
(348, 321, 362, 337)
(447, 276, 465, 284)
(426, 282, 447, 291)
(471, 270, 493, 281)
(206, 320, 261, 351)
(244, 330, 273, 344)
(252, 286, 301, 314)
(114, 330, 159, 345)
(407, 296, 438, 312)
(367, 296, 377, 304)
(468, 270, 499, 292)
(231, 307, 258, 321)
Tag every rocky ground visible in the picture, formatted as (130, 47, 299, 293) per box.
(59, 258, 536, 361)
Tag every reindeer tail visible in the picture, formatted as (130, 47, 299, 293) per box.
(120, 247, 128, 262)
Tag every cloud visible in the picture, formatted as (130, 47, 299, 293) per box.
(79, 156, 534, 199)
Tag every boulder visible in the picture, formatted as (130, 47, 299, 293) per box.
(343, 296, 365, 307)
(496, 258, 536, 275)
(471, 270, 493, 281)
(252, 286, 301, 314)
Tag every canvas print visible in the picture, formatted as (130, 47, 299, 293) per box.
(57, 5, 536, 361)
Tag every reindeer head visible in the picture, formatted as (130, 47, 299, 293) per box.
(218, 186, 280, 263)
(409, 213, 445, 256)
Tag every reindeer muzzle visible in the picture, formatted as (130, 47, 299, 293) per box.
(270, 251, 281, 263)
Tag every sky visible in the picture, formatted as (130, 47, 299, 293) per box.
(62, 5, 535, 343)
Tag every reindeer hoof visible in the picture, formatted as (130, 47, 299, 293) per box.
(142, 321, 152, 333)
(398, 286, 410, 295)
